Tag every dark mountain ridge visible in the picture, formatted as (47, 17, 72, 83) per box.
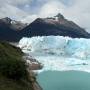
(0, 13, 90, 42)
(21, 13, 90, 38)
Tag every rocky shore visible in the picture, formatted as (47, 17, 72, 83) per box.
(23, 55, 43, 70)
(23, 54, 43, 90)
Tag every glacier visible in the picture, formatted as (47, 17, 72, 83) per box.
(18, 36, 90, 72)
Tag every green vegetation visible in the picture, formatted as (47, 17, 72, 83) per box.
(0, 75, 33, 90)
(0, 42, 34, 90)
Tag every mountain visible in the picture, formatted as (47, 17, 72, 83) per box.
(21, 13, 90, 38)
(0, 17, 27, 41)
(0, 17, 27, 30)
(0, 13, 90, 42)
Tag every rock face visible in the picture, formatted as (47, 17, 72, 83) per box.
(0, 13, 90, 42)
(23, 55, 43, 70)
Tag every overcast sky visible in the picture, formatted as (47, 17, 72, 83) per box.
(0, 0, 90, 32)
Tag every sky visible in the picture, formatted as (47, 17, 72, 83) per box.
(0, 0, 90, 32)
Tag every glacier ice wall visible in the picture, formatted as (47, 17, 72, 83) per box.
(18, 36, 90, 60)
(18, 36, 90, 72)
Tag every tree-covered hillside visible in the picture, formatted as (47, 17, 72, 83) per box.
(0, 42, 34, 90)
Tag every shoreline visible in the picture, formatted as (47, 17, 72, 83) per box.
(23, 54, 43, 90)
(23, 55, 43, 70)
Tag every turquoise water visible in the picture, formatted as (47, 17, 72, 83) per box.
(37, 71, 90, 90)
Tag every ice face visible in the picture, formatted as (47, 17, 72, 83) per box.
(18, 36, 90, 72)
(18, 36, 90, 59)
(66, 38, 90, 59)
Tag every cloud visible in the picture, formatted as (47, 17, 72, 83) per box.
(62, 0, 90, 32)
(39, 1, 66, 18)
(36, 0, 90, 32)
(0, 0, 31, 20)
(20, 0, 66, 23)
(0, 0, 90, 32)
(0, 4, 28, 20)
(21, 15, 38, 23)
(0, 0, 31, 6)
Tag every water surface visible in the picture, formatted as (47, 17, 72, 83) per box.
(37, 71, 90, 90)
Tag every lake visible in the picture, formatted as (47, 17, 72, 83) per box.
(37, 71, 90, 90)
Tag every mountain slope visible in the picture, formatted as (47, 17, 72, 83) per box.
(0, 13, 90, 42)
(0, 17, 27, 41)
(0, 21, 20, 41)
(21, 13, 90, 38)
(0, 17, 27, 30)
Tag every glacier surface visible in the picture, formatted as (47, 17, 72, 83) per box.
(18, 36, 90, 72)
